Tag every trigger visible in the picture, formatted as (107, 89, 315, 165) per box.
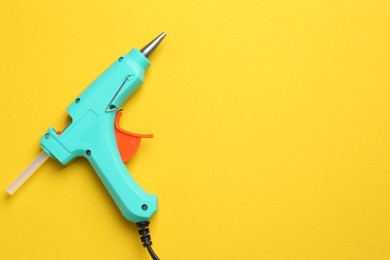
(114, 111, 153, 163)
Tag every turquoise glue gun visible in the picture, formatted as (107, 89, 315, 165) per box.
(7, 34, 166, 259)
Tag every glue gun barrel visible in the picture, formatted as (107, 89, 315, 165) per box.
(140, 32, 166, 58)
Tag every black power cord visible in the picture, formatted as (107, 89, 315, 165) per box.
(137, 221, 160, 260)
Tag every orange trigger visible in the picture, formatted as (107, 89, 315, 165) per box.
(114, 111, 153, 163)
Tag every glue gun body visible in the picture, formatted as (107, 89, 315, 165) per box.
(40, 49, 157, 223)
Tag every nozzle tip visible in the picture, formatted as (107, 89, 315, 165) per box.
(140, 32, 166, 58)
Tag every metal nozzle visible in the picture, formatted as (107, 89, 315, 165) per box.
(140, 32, 166, 58)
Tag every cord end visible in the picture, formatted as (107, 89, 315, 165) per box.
(136, 221, 160, 260)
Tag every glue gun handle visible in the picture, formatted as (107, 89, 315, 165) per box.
(88, 139, 157, 223)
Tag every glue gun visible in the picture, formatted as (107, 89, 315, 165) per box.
(7, 33, 166, 259)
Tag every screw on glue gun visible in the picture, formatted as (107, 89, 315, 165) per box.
(6, 32, 166, 260)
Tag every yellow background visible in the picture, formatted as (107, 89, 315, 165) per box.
(1, 0, 390, 259)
